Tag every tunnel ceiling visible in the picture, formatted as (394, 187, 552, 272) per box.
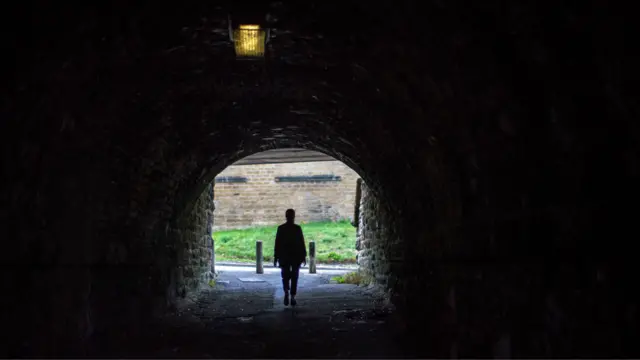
(233, 148, 337, 165)
(5, 0, 631, 234)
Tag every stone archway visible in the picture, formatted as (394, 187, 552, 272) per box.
(2, 1, 638, 358)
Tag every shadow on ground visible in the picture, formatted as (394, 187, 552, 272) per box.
(88, 267, 407, 358)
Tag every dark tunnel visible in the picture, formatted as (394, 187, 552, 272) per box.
(1, 1, 638, 358)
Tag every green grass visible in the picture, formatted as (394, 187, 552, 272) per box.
(332, 271, 366, 285)
(213, 220, 357, 264)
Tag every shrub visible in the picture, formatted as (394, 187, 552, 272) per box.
(332, 271, 365, 285)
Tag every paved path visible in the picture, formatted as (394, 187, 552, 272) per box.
(92, 266, 406, 358)
(216, 260, 358, 271)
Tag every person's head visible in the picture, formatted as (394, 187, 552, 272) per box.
(285, 209, 295, 223)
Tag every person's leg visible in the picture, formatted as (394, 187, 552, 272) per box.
(281, 262, 291, 305)
(290, 263, 300, 305)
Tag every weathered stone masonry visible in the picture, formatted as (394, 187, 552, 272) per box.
(214, 161, 359, 229)
(356, 181, 396, 288)
(2, 1, 638, 358)
(169, 183, 215, 299)
(90, 183, 215, 350)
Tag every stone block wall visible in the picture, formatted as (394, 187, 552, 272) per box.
(168, 184, 214, 299)
(90, 183, 215, 352)
(356, 181, 393, 286)
(213, 161, 359, 229)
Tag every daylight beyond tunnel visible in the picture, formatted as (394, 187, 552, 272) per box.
(213, 149, 360, 229)
(2, 1, 638, 358)
(212, 150, 361, 265)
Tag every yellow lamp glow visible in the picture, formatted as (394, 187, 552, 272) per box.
(233, 24, 266, 58)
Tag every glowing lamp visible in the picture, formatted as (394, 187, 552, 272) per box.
(232, 24, 267, 58)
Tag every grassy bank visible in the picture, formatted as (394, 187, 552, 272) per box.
(213, 220, 357, 264)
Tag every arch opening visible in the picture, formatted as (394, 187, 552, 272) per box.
(160, 132, 405, 297)
(211, 149, 361, 266)
(84, 130, 413, 357)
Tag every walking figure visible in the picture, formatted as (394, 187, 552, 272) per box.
(273, 209, 307, 306)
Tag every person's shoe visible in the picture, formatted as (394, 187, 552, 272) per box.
(284, 293, 289, 306)
(290, 295, 297, 306)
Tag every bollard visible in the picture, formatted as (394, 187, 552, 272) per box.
(256, 240, 263, 274)
(309, 240, 316, 274)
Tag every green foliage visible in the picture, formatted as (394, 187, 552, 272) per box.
(208, 271, 220, 287)
(332, 271, 365, 285)
(213, 220, 357, 264)
(327, 251, 343, 262)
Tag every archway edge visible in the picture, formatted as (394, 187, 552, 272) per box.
(173, 139, 378, 224)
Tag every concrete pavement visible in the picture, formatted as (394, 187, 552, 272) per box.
(89, 265, 406, 358)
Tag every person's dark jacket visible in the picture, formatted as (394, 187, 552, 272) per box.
(274, 222, 307, 265)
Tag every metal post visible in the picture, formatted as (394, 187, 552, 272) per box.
(309, 240, 316, 274)
(256, 240, 263, 274)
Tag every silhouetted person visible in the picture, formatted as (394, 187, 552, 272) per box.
(274, 209, 307, 306)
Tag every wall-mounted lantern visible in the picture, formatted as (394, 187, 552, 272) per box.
(228, 17, 270, 59)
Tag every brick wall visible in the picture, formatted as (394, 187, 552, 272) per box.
(213, 161, 359, 230)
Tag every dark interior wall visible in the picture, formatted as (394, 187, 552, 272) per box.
(1, 0, 637, 357)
